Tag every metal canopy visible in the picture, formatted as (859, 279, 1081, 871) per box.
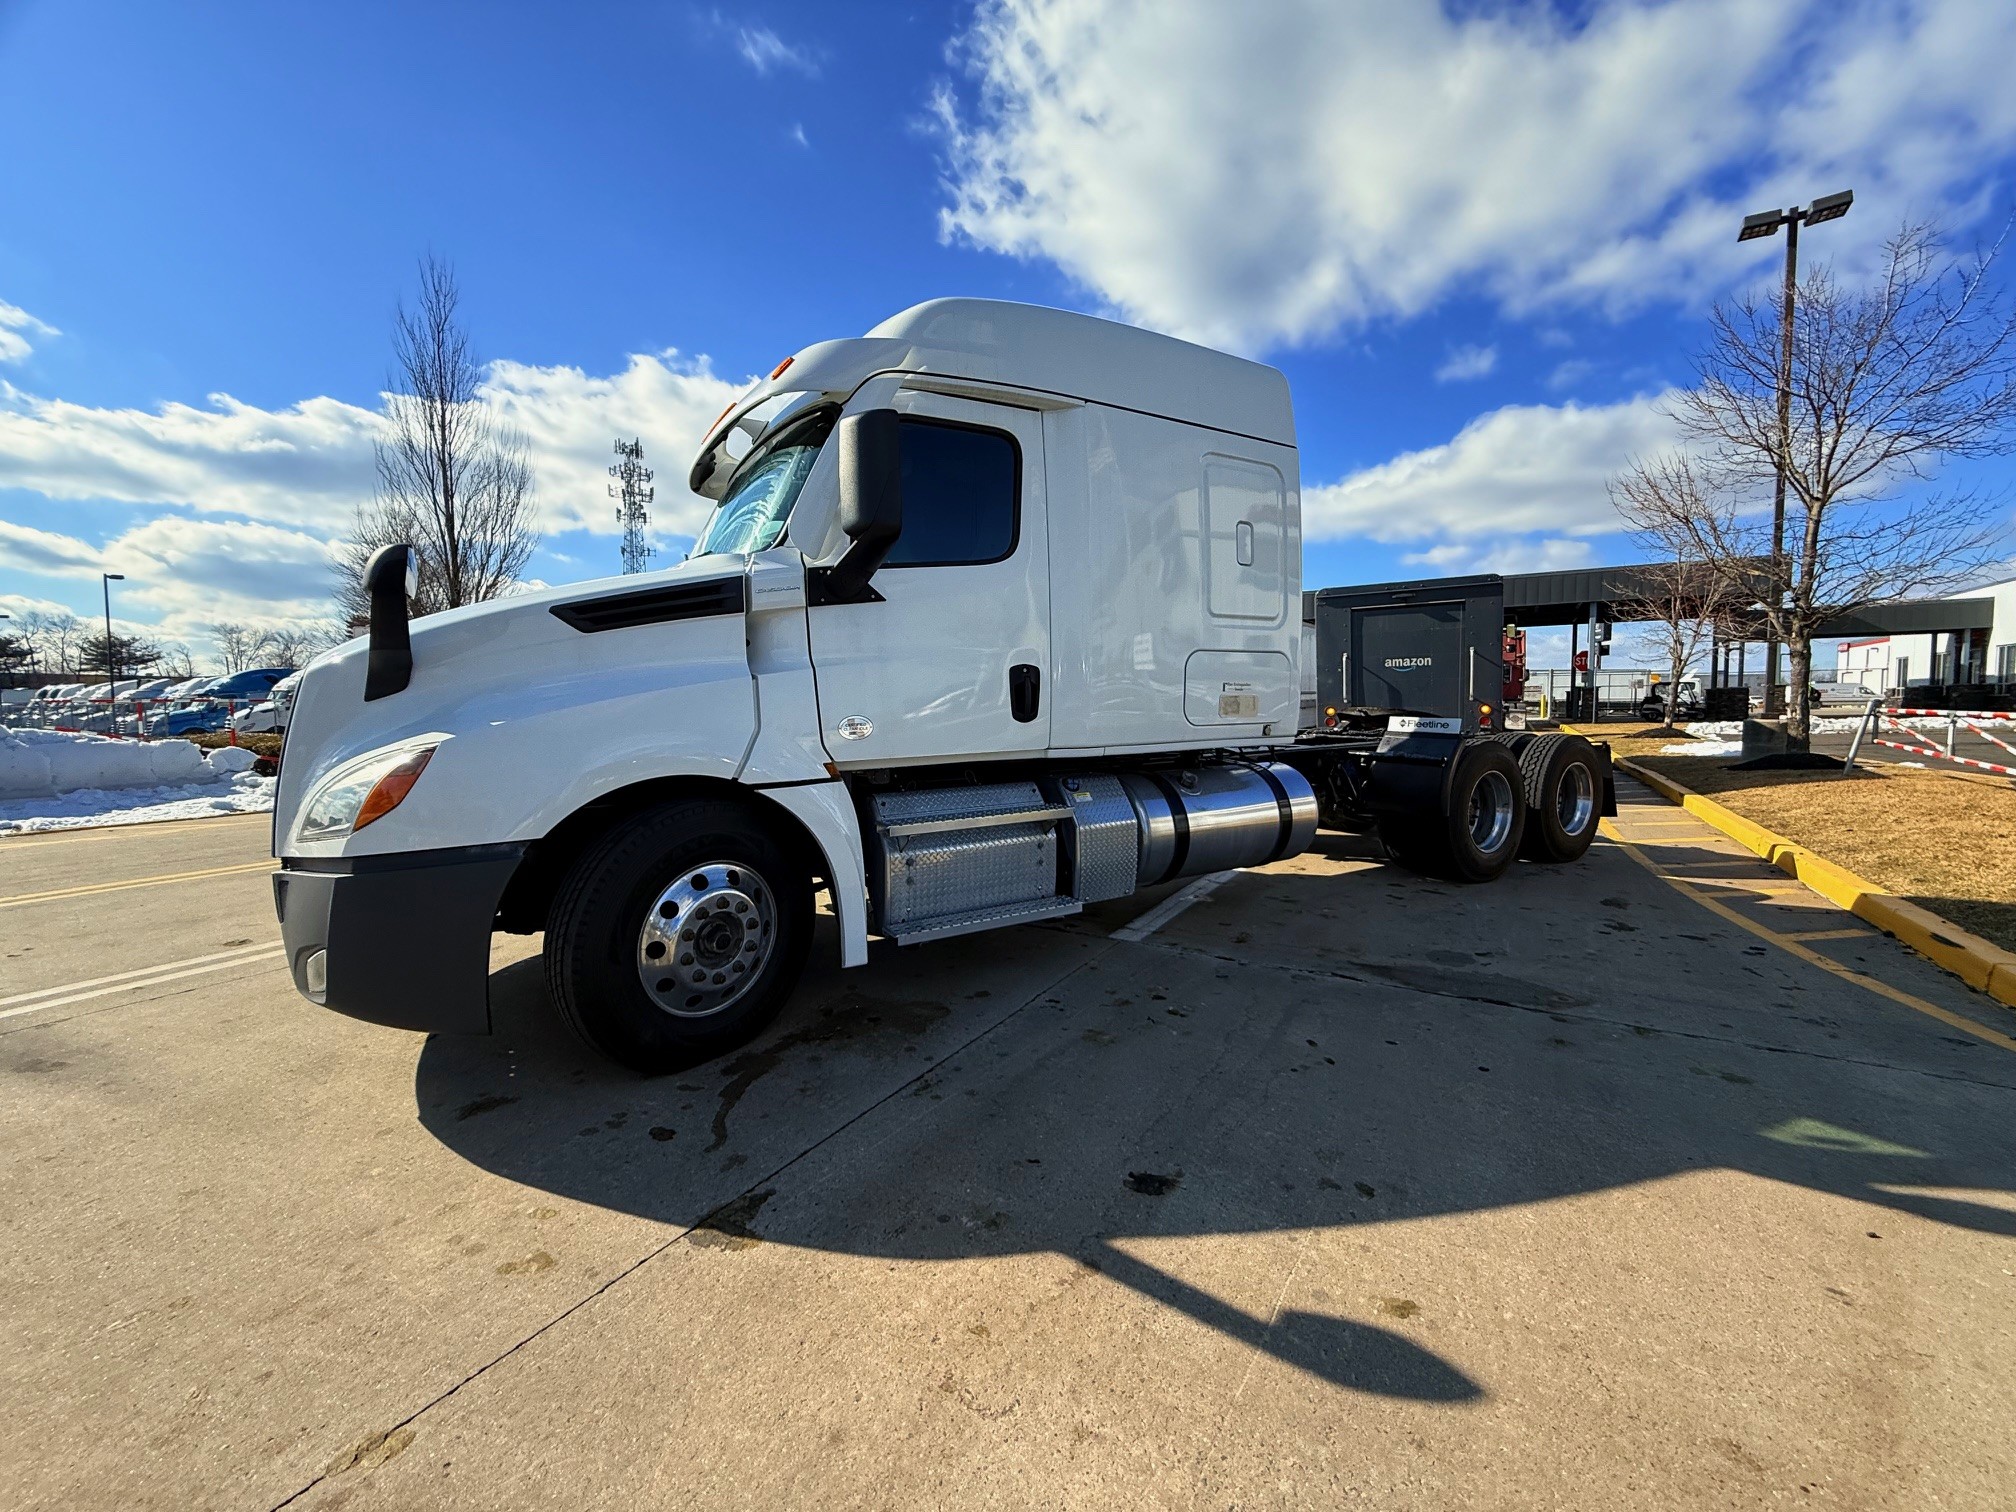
(1812, 598, 1994, 637)
(1307, 563, 1995, 639)
(1500, 564, 1735, 626)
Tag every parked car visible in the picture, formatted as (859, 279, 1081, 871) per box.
(140, 679, 218, 736)
(230, 700, 283, 735)
(205, 667, 295, 702)
(142, 671, 295, 737)
(154, 701, 234, 737)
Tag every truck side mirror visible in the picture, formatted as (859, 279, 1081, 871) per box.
(821, 409, 903, 602)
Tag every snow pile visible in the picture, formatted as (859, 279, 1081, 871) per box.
(206, 744, 260, 774)
(0, 771, 275, 834)
(0, 727, 231, 800)
(1682, 715, 1955, 739)
(1661, 740, 1743, 756)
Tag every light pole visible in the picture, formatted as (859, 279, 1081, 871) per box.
(1737, 188, 1852, 718)
(102, 572, 125, 691)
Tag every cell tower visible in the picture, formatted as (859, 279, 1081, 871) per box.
(610, 438, 655, 574)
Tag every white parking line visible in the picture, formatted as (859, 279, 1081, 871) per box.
(1110, 871, 1238, 942)
(0, 943, 286, 1021)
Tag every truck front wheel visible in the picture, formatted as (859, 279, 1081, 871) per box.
(544, 799, 813, 1075)
(1379, 741, 1527, 884)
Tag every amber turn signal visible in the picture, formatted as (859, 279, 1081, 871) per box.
(353, 748, 435, 832)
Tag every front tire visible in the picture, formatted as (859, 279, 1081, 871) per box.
(544, 799, 813, 1075)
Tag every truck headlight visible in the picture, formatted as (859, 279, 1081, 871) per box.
(295, 741, 439, 844)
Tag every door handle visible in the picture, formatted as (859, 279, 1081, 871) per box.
(1009, 663, 1041, 723)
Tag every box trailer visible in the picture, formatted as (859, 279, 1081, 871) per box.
(271, 299, 1612, 1072)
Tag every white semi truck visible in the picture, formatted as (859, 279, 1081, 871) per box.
(272, 299, 1610, 1073)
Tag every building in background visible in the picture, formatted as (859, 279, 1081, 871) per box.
(1834, 637, 1893, 694)
(1828, 577, 2016, 695)
(1885, 575, 2016, 692)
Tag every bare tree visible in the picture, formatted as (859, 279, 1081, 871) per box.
(212, 622, 258, 675)
(156, 642, 197, 680)
(214, 619, 342, 672)
(251, 623, 342, 669)
(337, 256, 538, 621)
(1617, 221, 2016, 743)
(17, 610, 83, 676)
(1611, 456, 1746, 729)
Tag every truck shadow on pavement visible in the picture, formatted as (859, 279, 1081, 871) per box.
(412, 853, 2016, 1406)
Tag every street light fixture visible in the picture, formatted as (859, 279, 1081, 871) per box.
(1735, 188, 1853, 717)
(102, 572, 125, 693)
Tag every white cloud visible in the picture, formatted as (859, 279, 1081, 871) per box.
(478, 353, 746, 539)
(0, 592, 78, 620)
(1546, 359, 1596, 392)
(735, 24, 819, 77)
(937, 0, 2016, 351)
(0, 352, 750, 650)
(1434, 344, 1497, 383)
(0, 387, 381, 527)
(0, 299, 59, 365)
(1401, 537, 1597, 576)
(0, 514, 334, 633)
(0, 518, 102, 576)
(0, 354, 746, 542)
(1304, 392, 1681, 549)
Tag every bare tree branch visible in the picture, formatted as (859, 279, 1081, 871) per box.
(336, 256, 539, 622)
(1608, 455, 1747, 727)
(1623, 220, 2016, 742)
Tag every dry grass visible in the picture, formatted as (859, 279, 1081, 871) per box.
(186, 731, 283, 757)
(1576, 722, 2016, 951)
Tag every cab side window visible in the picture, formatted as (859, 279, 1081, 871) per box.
(884, 417, 1020, 567)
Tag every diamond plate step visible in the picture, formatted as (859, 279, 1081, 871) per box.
(880, 803, 1072, 838)
(883, 896, 1084, 946)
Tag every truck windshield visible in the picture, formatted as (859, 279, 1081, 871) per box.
(694, 407, 836, 556)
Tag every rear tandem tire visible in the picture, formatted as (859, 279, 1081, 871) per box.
(1381, 740, 1528, 884)
(543, 799, 813, 1075)
(1515, 733, 1602, 864)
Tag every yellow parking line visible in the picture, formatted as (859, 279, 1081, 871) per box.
(0, 811, 272, 850)
(1601, 820, 2016, 1055)
(1658, 875, 1809, 892)
(0, 860, 276, 910)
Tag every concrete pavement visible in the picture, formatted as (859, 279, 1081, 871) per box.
(2, 789, 2013, 1510)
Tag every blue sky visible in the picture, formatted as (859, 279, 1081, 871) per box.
(3, 0, 2014, 670)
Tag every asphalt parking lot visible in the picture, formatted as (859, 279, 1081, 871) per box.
(4, 783, 2015, 1510)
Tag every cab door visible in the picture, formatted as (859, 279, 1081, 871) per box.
(807, 391, 1050, 765)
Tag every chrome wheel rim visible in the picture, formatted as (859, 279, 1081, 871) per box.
(1557, 761, 1596, 837)
(1469, 770, 1515, 855)
(636, 862, 778, 1019)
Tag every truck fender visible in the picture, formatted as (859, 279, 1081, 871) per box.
(753, 781, 870, 969)
(1364, 729, 1468, 817)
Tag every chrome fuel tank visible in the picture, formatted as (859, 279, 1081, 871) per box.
(1118, 762, 1318, 887)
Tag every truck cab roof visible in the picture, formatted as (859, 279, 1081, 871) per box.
(692, 298, 1294, 494)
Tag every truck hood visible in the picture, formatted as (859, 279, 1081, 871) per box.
(275, 555, 760, 857)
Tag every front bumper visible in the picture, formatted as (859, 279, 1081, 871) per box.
(272, 843, 526, 1035)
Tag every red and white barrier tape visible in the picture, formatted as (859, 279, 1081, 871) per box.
(1867, 736, 2016, 778)
(1876, 707, 2016, 764)
(1884, 707, 2016, 720)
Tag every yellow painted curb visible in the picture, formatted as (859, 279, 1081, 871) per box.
(1612, 755, 2016, 1009)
